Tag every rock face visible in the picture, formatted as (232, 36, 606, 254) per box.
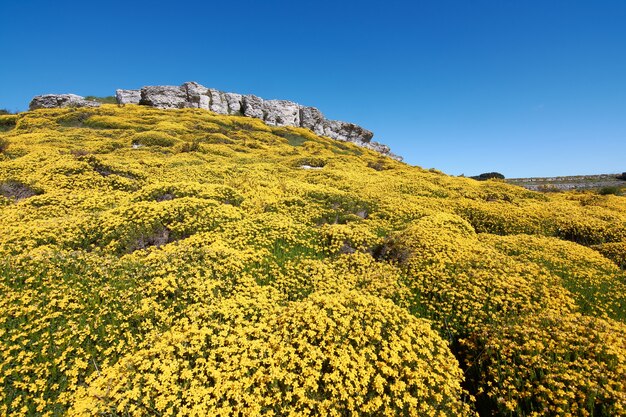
(261, 100, 301, 126)
(29, 94, 101, 110)
(299, 106, 326, 135)
(241, 94, 264, 119)
(31, 82, 401, 159)
(116, 89, 141, 105)
(139, 85, 188, 109)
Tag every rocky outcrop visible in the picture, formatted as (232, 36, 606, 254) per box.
(139, 85, 188, 108)
(31, 82, 401, 159)
(299, 106, 326, 135)
(261, 100, 301, 126)
(116, 89, 141, 105)
(29, 94, 101, 110)
(241, 94, 264, 119)
(127, 82, 399, 159)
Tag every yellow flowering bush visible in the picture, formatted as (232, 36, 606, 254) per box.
(462, 312, 626, 416)
(320, 221, 381, 255)
(481, 234, 626, 322)
(381, 213, 574, 337)
(593, 241, 626, 269)
(1, 104, 626, 416)
(70, 291, 473, 417)
(131, 130, 179, 147)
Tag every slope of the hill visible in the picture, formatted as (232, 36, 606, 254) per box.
(0, 105, 625, 416)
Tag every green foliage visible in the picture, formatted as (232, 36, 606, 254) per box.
(276, 131, 309, 146)
(472, 172, 505, 180)
(84, 95, 117, 104)
(0, 114, 17, 132)
(598, 185, 623, 196)
(131, 130, 178, 147)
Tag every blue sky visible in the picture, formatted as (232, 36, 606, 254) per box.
(1, 0, 625, 177)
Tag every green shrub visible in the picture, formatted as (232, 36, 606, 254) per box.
(0, 114, 17, 132)
(84, 96, 117, 104)
(598, 186, 623, 196)
(131, 131, 178, 147)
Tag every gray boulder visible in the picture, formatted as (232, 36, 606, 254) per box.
(115, 89, 141, 105)
(262, 100, 301, 126)
(29, 94, 101, 110)
(140, 85, 188, 109)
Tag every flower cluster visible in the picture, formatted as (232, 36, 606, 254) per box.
(462, 312, 626, 416)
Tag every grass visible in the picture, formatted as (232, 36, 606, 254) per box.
(280, 132, 309, 146)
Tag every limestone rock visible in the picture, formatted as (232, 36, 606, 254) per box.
(322, 120, 374, 143)
(299, 106, 326, 135)
(29, 94, 101, 110)
(262, 100, 301, 126)
(115, 89, 141, 105)
(183, 82, 209, 109)
(364, 141, 399, 158)
(242, 95, 264, 119)
(140, 85, 188, 109)
(207, 89, 229, 113)
(224, 93, 243, 114)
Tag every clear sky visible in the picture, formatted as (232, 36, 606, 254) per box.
(1, 0, 625, 178)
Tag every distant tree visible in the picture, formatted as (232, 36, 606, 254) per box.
(616, 172, 626, 181)
(471, 172, 505, 181)
(0, 109, 12, 115)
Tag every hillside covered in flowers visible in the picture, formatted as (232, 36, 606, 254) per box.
(0, 105, 625, 416)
